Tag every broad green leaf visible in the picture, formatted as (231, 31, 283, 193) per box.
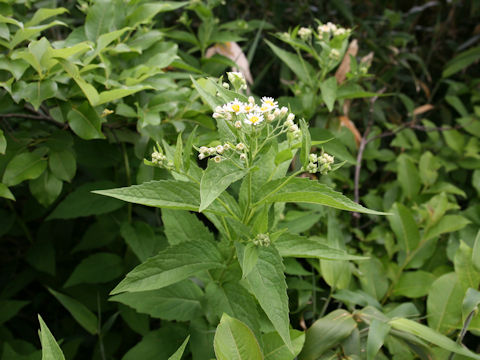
(299, 119, 311, 167)
(0, 15, 23, 28)
(26, 8, 68, 27)
(162, 209, 214, 245)
(96, 86, 150, 106)
(463, 288, 480, 323)
(427, 272, 463, 334)
(473, 230, 480, 272)
(0, 58, 29, 80)
(263, 329, 305, 360)
(245, 246, 292, 351)
(49, 42, 92, 59)
(235, 242, 259, 279)
(48, 288, 98, 335)
(0, 300, 29, 325)
(256, 177, 386, 215)
(200, 159, 247, 212)
(2, 151, 47, 186)
(424, 215, 470, 242)
(48, 181, 124, 220)
(0, 183, 15, 200)
(275, 233, 367, 260)
(29, 170, 62, 206)
(320, 76, 337, 112)
(168, 336, 190, 360)
(299, 310, 357, 360)
(454, 241, 480, 291)
(12, 79, 57, 110)
(366, 320, 390, 360)
(95, 27, 131, 55)
(120, 221, 164, 262)
(214, 314, 263, 360)
(49, 150, 76, 182)
(64, 253, 124, 287)
(84, 0, 114, 42)
(38, 315, 66, 360)
(393, 271, 436, 298)
(126, 2, 189, 27)
(111, 280, 203, 321)
(389, 318, 480, 359)
(442, 45, 480, 78)
(67, 102, 105, 140)
(388, 203, 420, 256)
(58, 59, 99, 105)
(0, 129, 6, 154)
(11, 21, 67, 48)
(265, 40, 314, 84)
(111, 240, 224, 294)
(396, 154, 420, 199)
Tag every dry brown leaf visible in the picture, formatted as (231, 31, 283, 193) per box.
(419, 81, 431, 99)
(360, 52, 374, 68)
(335, 39, 359, 84)
(412, 104, 434, 116)
(205, 41, 253, 84)
(339, 115, 361, 147)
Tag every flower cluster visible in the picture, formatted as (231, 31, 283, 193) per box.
(317, 22, 350, 40)
(151, 149, 174, 170)
(253, 233, 270, 247)
(306, 152, 335, 175)
(298, 27, 313, 41)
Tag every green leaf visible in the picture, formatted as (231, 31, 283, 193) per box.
(389, 317, 480, 359)
(162, 209, 214, 245)
(29, 170, 62, 207)
(427, 272, 463, 334)
(111, 240, 224, 294)
(299, 119, 311, 168)
(47, 288, 98, 335)
(120, 221, 164, 262)
(12, 79, 58, 110)
(126, 2, 189, 27)
(38, 314, 66, 360)
(320, 77, 337, 112)
(256, 177, 386, 215)
(67, 102, 105, 140)
(11, 21, 67, 48)
(235, 242, 259, 279)
(263, 329, 305, 360)
(58, 59, 99, 105)
(0, 128, 6, 154)
(393, 271, 436, 298)
(96, 86, 150, 106)
(299, 310, 357, 360)
(0, 183, 15, 201)
(366, 319, 390, 360)
(472, 230, 480, 272)
(274, 233, 367, 260)
(214, 314, 263, 360)
(388, 203, 420, 256)
(49, 150, 76, 182)
(0, 300, 29, 325)
(200, 159, 247, 212)
(84, 0, 114, 42)
(111, 280, 203, 321)
(2, 151, 47, 186)
(396, 154, 420, 199)
(442, 45, 480, 78)
(265, 40, 314, 84)
(424, 215, 470, 242)
(64, 253, 124, 287)
(454, 241, 480, 291)
(462, 288, 480, 323)
(49, 42, 93, 59)
(168, 336, 190, 360)
(245, 246, 292, 351)
(358, 259, 388, 300)
(26, 8, 68, 27)
(48, 181, 124, 220)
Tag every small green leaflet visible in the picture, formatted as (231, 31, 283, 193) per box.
(38, 315, 66, 360)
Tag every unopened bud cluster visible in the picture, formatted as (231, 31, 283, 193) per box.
(298, 27, 312, 41)
(151, 148, 174, 170)
(317, 22, 351, 40)
(306, 152, 334, 174)
(253, 233, 270, 247)
(227, 71, 247, 91)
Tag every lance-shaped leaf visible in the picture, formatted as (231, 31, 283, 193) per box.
(200, 159, 248, 212)
(168, 336, 190, 360)
(255, 177, 386, 215)
(38, 315, 66, 360)
(111, 241, 224, 294)
(214, 314, 263, 360)
(245, 246, 292, 351)
(274, 233, 367, 260)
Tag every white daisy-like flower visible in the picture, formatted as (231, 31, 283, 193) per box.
(260, 97, 278, 112)
(243, 103, 259, 113)
(244, 112, 265, 126)
(224, 99, 245, 115)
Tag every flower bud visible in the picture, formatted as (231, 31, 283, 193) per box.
(289, 124, 299, 132)
(223, 143, 230, 150)
(248, 96, 255, 104)
(216, 145, 224, 154)
(208, 147, 215, 155)
(222, 82, 230, 89)
(236, 143, 245, 151)
(309, 153, 318, 163)
(267, 114, 275, 122)
(280, 107, 288, 115)
(235, 120, 242, 129)
(239, 153, 247, 161)
(198, 153, 205, 160)
(214, 155, 222, 163)
(274, 109, 281, 117)
(287, 113, 295, 122)
(199, 146, 208, 154)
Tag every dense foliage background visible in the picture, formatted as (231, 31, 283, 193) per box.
(1, 0, 480, 359)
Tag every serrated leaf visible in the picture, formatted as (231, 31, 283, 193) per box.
(214, 314, 263, 360)
(48, 288, 98, 335)
(200, 159, 247, 212)
(111, 241, 224, 294)
(162, 209, 214, 245)
(235, 242, 259, 279)
(2, 151, 47, 186)
(38, 315, 65, 360)
(255, 177, 386, 215)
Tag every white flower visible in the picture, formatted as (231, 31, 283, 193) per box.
(214, 155, 222, 163)
(319, 153, 334, 165)
(223, 143, 230, 150)
(208, 147, 215, 155)
(243, 103, 259, 113)
(222, 82, 230, 89)
(298, 27, 312, 41)
(285, 119, 294, 127)
(224, 99, 245, 115)
(334, 28, 346, 36)
(274, 109, 281, 117)
(236, 143, 245, 151)
(260, 97, 278, 112)
(215, 106, 224, 113)
(289, 124, 299, 132)
(225, 112, 232, 120)
(199, 146, 208, 154)
(280, 107, 288, 115)
(309, 153, 318, 163)
(216, 145, 224, 154)
(213, 112, 221, 119)
(248, 96, 255, 104)
(198, 153, 206, 160)
(267, 114, 275, 122)
(306, 162, 318, 173)
(235, 120, 242, 129)
(240, 153, 247, 161)
(245, 112, 264, 126)
(287, 113, 295, 122)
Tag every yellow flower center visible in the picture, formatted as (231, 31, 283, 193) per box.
(265, 100, 274, 106)
(250, 116, 259, 123)
(260, 106, 269, 112)
(232, 104, 240, 112)
(244, 105, 252, 111)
